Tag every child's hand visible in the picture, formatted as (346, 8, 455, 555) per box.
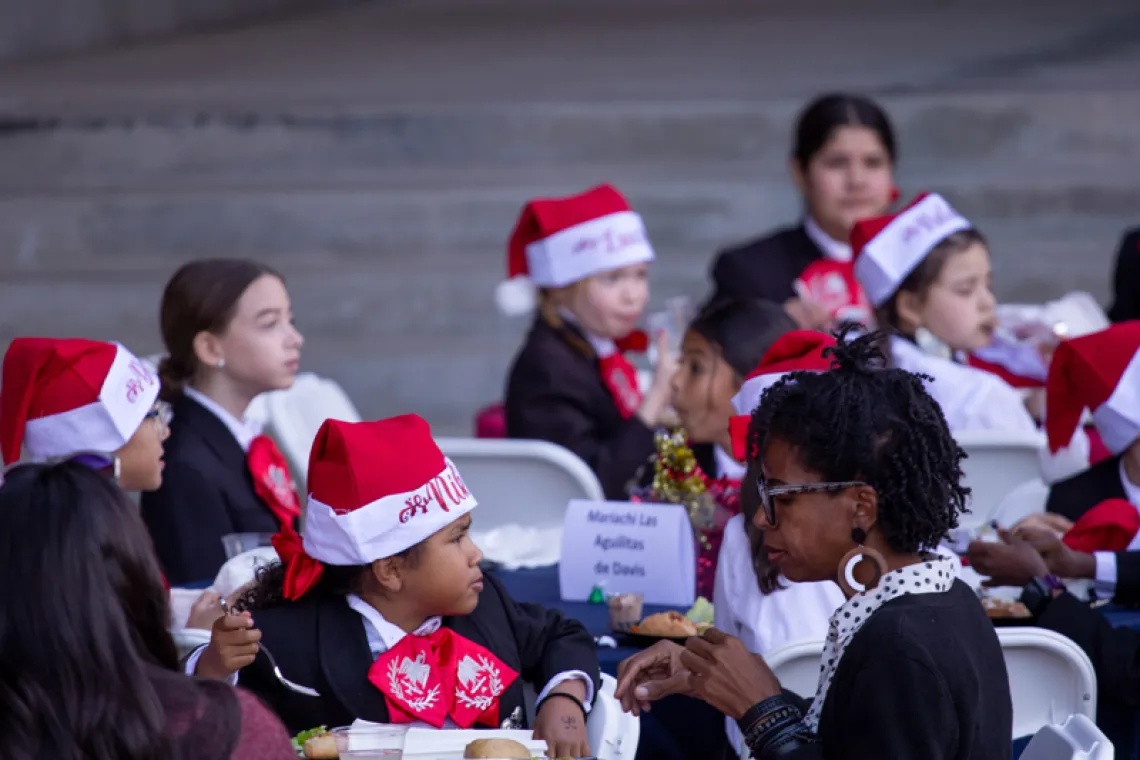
(533, 691, 591, 758)
(637, 330, 679, 426)
(185, 590, 223, 631)
(196, 610, 261, 680)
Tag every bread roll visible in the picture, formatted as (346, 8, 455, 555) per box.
(636, 610, 698, 637)
(463, 737, 533, 758)
(303, 732, 338, 759)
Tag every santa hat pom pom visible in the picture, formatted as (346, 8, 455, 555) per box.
(495, 276, 538, 317)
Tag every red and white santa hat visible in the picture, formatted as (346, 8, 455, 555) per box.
(851, 192, 973, 307)
(301, 414, 478, 566)
(1045, 322, 1140, 455)
(0, 337, 160, 465)
(495, 184, 656, 316)
(727, 331, 838, 459)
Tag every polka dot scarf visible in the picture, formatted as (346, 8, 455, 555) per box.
(802, 553, 957, 732)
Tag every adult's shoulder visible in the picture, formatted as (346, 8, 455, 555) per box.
(715, 225, 810, 260)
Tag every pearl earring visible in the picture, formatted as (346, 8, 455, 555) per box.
(217, 359, 226, 369)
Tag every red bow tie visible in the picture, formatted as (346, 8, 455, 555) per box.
(368, 628, 519, 729)
(247, 435, 301, 529)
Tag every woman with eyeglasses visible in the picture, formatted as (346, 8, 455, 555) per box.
(0, 461, 295, 759)
(616, 328, 1012, 760)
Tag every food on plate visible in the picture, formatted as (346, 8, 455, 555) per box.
(607, 592, 644, 630)
(292, 726, 331, 757)
(981, 598, 1032, 619)
(634, 610, 698, 638)
(685, 596, 714, 626)
(463, 736, 533, 758)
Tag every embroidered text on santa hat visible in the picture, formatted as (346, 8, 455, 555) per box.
(276, 415, 479, 599)
(851, 193, 972, 307)
(1045, 322, 1140, 455)
(495, 184, 655, 316)
(727, 331, 838, 460)
(0, 338, 160, 465)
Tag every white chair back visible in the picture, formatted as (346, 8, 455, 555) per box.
(588, 673, 641, 760)
(998, 628, 1097, 739)
(1020, 714, 1114, 760)
(263, 373, 362, 494)
(437, 437, 604, 566)
(955, 429, 1048, 529)
(992, 479, 1050, 529)
(765, 638, 825, 699)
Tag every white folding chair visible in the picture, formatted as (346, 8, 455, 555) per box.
(765, 638, 825, 699)
(998, 628, 1097, 740)
(1020, 714, 1114, 760)
(521, 674, 638, 760)
(263, 373, 362, 494)
(437, 438, 604, 566)
(955, 429, 1048, 530)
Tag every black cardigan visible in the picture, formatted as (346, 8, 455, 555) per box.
(236, 572, 600, 735)
(504, 317, 656, 500)
(779, 581, 1012, 760)
(140, 393, 289, 586)
(708, 225, 826, 305)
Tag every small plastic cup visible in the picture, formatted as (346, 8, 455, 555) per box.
(331, 725, 407, 758)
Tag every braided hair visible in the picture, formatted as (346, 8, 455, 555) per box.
(746, 325, 969, 553)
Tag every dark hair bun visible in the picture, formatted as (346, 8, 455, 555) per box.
(823, 324, 889, 375)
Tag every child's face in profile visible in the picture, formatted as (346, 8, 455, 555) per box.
(901, 242, 997, 352)
(565, 263, 650, 339)
(670, 330, 739, 450)
(399, 513, 485, 617)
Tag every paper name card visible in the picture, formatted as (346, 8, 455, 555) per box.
(559, 499, 695, 607)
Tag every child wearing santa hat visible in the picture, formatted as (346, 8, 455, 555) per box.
(1004, 322, 1140, 607)
(141, 259, 305, 587)
(191, 414, 598, 757)
(1, 337, 168, 491)
(499, 184, 676, 499)
(850, 192, 1038, 434)
(714, 330, 847, 757)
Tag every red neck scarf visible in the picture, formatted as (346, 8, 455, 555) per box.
(368, 628, 519, 728)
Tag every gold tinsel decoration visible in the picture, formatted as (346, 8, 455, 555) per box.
(649, 428, 718, 549)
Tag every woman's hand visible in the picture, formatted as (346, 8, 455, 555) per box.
(679, 628, 780, 720)
(1017, 528, 1096, 579)
(615, 640, 690, 716)
(533, 685, 591, 758)
(783, 297, 833, 331)
(195, 610, 261, 680)
(637, 330, 680, 427)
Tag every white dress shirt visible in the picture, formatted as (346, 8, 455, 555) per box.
(1092, 459, 1140, 594)
(187, 595, 594, 722)
(713, 446, 747, 481)
(183, 386, 261, 452)
(803, 217, 852, 262)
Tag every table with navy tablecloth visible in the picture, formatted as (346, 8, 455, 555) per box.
(494, 563, 1140, 760)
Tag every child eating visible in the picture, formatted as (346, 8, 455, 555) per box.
(191, 415, 598, 758)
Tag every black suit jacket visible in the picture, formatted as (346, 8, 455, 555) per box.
(141, 393, 287, 586)
(1108, 227, 1140, 323)
(1044, 455, 1140, 599)
(708, 225, 825, 305)
(779, 582, 1012, 760)
(504, 317, 655, 500)
(238, 573, 600, 735)
(1039, 591, 1140, 709)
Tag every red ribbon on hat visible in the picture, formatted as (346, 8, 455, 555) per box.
(248, 435, 302, 529)
(1063, 498, 1140, 554)
(271, 523, 325, 601)
(728, 415, 752, 462)
(369, 628, 519, 728)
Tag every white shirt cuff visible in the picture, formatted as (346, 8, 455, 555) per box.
(185, 644, 240, 686)
(536, 670, 595, 713)
(1093, 552, 1118, 597)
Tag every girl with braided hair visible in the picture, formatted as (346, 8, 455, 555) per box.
(617, 326, 1012, 760)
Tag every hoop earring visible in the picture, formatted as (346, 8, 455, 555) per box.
(837, 526, 887, 596)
